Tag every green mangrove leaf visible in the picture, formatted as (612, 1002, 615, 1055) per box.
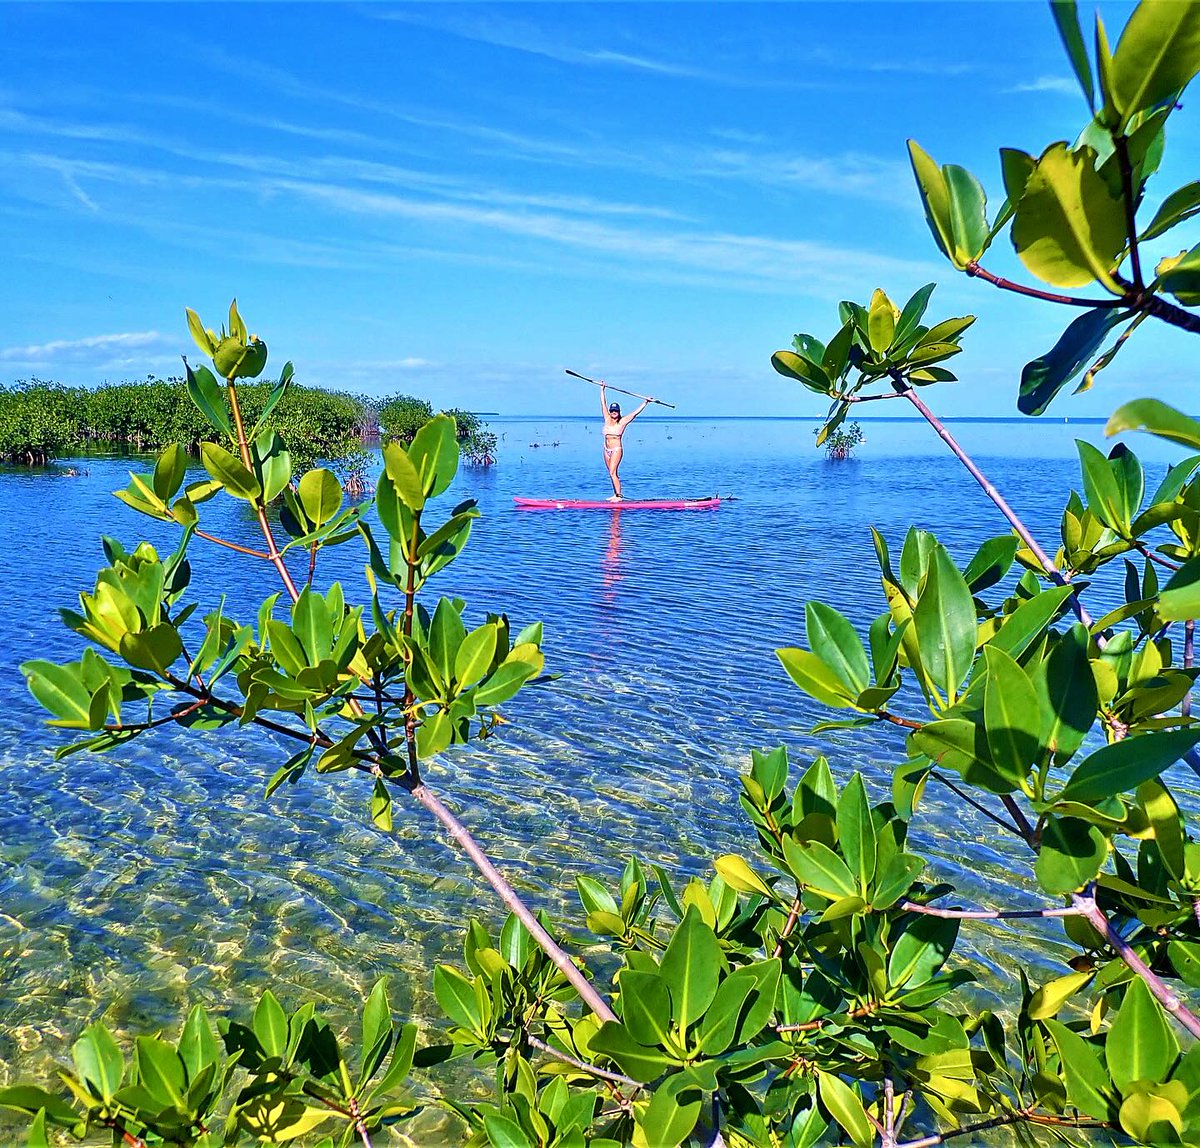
(805, 601, 869, 695)
(888, 913, 958, 989)
(1028, 970, 1092, 1020)
(908, 140, 955, 264)
(1108, 397, 1200, 453)
(248, 368, 293, 441)
(777, 647, 858, 708)
(590, 1023, 673, 1083)
(1095, 14, 1119, 128)
(298, 469, 343, 528)
(1001, 147, 1037, 214)
(1077, 440, 1136, 533)
(867, 289, 896, 353)
(917, 315, 975, 346)
(1010, 142, 1126, 292)
(1107, 977, 1179, 1091)
(1141, 779, 1185, 880)
(894, 283, 937, 347)
(1044, 1020, 1115, 1121)
(713, 854, 772, 898)
(910, 718, 1013, 794)
(1037, 624, 1098, 764)
(237, 1096, 331, 1142)
(781, 838, 858, 900)
(982, 647, 1041, 787)
(944, 164, 990, 265)
(638, 1072, 704, 1148)
(200, 442, 260, 500)
(71, 1023, 124, 1103)
(434, 965, 482, 1034)
(821, 320, 856, 380)
(454, 623, 498, 689)
(695, 971, 757, 1057)
(963, 536, 1020, 593)
(1035, 815, 1106, 894)
(576, 875, 618, 920)
(292, 588, 332, 665)
(1058, 729, 1200, 802)
(836, 773, 877, 890)
(119, 624, 183, 676)
(1142, 181, 1200, 242)
(408, 415, 459, 498)
(415, 711, 451, 758)
(152, 443, 187, 503)
(22, 660, 92, 727)
(1050, 0, 1095, 109)
(816, 1071, 873, 1148)
(913, 545, 976, 704)
(1110, 0, 1200, 130)
(988, 585, 1076, 661)
(1118, 1088, 1186, 1144)
(134, 1036, 186, 1110)
(256, 431, 292, 505)
(871, 852, 924, 910)
(370, 777, 392, 832)
(483, 1114, 533, 1148)
(382, 442, 426, 510)
(185, 307, 217, 356)
(1158, 243, 1200, 306)
(1018, 307, 1130, 415)
(771, 351, 832, 394)
(472, 658, 539, 708)
(617, 970, 673, 1049)
(0, 1086, 81, 1128)
(659, 906, 721, 1033)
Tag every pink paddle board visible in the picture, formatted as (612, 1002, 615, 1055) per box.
(514, 496, 721, 510)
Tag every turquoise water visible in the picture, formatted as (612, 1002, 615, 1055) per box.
(0, 415, 1189, 1135)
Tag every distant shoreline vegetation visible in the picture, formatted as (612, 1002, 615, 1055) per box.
(0, 377, 497, 471)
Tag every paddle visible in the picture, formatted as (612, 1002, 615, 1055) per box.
(565, 369, 676, 409)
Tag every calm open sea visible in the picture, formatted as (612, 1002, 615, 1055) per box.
(0, 415, 1191, 1130)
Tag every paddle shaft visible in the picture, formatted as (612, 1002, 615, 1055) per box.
(565, 369, 676, 409)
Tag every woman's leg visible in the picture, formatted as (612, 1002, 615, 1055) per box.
(607, 446, 623, 499)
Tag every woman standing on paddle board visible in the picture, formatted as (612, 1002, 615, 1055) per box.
(601, 383, 653, 501)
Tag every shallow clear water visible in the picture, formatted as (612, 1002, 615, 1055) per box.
(0, 415, 1190, 1137)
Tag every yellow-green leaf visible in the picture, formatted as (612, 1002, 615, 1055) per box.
(200, 442, 261, 500)
(1111, 0, 1200, 131)
(1011, 142, 1127, 293)
(908, 140, 954, 264)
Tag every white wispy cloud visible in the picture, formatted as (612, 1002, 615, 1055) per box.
(687, 147, 912, 206)
(2, 72, 911, 217)
(0, 331, 165, 361)
(0, 106, 155, 148)
(1008, 76, 1081, 96)
(194, 47, 595, 163)
(273, 175, 937, 293)
(363, 8, 745, 84)
(804, 47, 979, 79)
(2, 146, 935, 296)
(365, 357, 434, 370)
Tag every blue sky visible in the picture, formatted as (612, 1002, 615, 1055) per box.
(2, 2, 1196, 417)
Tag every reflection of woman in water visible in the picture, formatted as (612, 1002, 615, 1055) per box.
(602, 506, 624, 596)
(601, 383, 653, 501)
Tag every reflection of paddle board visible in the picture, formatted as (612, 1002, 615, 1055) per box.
(514, 496, 721, 510)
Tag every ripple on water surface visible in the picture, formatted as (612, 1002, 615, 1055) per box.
(0, 418, 1193, 1138)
